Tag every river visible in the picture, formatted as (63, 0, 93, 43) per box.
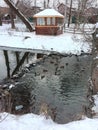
(0, 51, 92, 124)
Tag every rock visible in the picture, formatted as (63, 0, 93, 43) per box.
(15, 105, 23, 110)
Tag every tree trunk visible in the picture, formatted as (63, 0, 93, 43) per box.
(12, 52, 29, 76)
(0, 16, 2, 26)
(4, 0, 34, 32)
(10, 9, 15, 29)
(64, 0, 68, 30)
(3, 50, 10, 78)
(67, 0, 72, 27)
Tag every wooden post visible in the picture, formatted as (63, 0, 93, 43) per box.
(35, 18, 37, 26)
(3, 50, 10, 78)
(45, 17, 47, 25)
(15, 51, 20, 65)
(26, 53, 29, 63)
(12, 52, 29, 76)
(55, 17, 57, 26)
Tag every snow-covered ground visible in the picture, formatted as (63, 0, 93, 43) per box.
(0, 93, 98, 130)
(0, 23, 97, 130)
(95, 22, 98, 38)
(92, 94, 98, 117)
(96, 22, 98, 28)
(0, 23, 92, 55)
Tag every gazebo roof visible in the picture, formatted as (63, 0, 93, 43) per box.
(33, 8, 64, 18)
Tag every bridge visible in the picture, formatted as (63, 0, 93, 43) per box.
(0, 29, 91, 79)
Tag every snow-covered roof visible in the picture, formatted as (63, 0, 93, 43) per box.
(34, 9, 64, 18)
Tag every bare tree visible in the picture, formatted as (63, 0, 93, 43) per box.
(74, 0, 98, 41)
(9, 0, 19, 29)
(71, 0, 97, 30)
(47, 0, 50, 8)
(16, 0, 34, 18)
(0, 8, 3, 26)
(43, 0, 46, 9)
(67, 0, 72, 27)
(4, 0, 34, 32)
(0, 13, 2, 26)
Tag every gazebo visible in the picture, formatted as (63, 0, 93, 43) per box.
(33, 9, 64, 35)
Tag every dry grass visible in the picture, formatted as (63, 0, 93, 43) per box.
(0, 88, 12, 113)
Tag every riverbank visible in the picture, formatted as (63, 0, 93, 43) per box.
(91, 25, 98, 94)
(0, 94, 98, 130)
(88, 23, 98, 118)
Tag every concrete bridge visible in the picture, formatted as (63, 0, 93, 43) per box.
(0, 46, 53, 79)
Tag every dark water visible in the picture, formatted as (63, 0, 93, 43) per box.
(16, 54, 92, 124)
(0, 50, 17, 81)
(0, 51, 92, 124)
(0, 51, 6, 81)
(0, 50, 34, 81)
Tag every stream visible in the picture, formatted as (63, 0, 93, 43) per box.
(0, 51, 92, 124)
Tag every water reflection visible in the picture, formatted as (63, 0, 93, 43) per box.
(0, 50, 18, 80)
(0, 51, 92, 124)
(0, 51, 7, 81)
(22, 54, 92, 124)
(0, 50, 34, 81)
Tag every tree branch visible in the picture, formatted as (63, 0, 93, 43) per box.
(4, 0, 34, 32)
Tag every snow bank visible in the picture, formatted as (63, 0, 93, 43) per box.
(92, 94, 98, 115)
(1, 92, 98, 130)
(0, 31, 92, 55)
(0, 112, 98, 130)
(96, 22, 98, 29)
(0, 23, 92, 55)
